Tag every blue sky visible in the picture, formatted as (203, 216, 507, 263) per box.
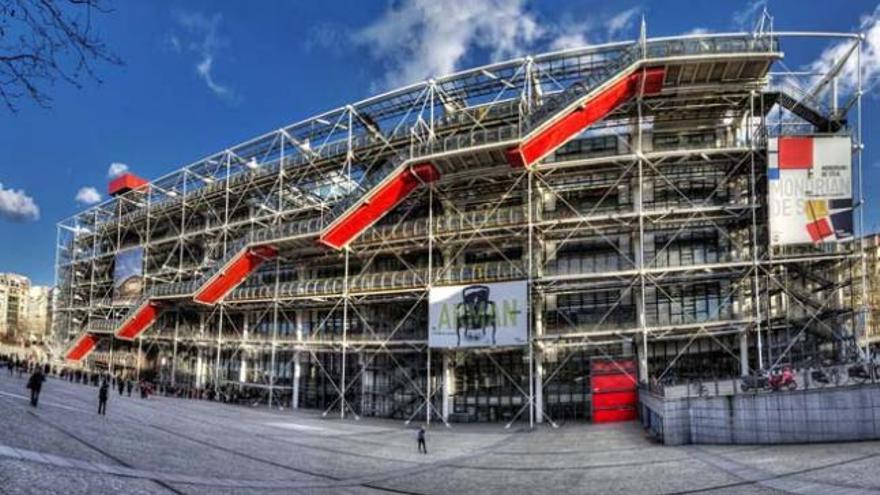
(1, 0, 879, 285)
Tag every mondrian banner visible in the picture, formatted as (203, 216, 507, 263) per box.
(768, 136, 853, 246)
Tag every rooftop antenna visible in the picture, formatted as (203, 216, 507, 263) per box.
(639, 14, 647, 56)
(754, 6, 774, 37)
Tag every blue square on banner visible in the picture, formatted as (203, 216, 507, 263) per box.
(768, 168, 780, 180)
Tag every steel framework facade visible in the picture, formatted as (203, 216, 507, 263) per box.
(53, 29, 868, 425)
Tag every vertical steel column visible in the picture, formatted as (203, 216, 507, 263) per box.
(856, 36, 869, 357)
(197, 313, 205, 389)
(534, 296, 544, 425)
(523, 56, 537, 429)
(52, 225, 61, 346)
(293, 308, 303, 409)
(426, 183, 434, 425)
(341, 248, 349, 419)
(171, 311, 179, 387)
(215, 306, 223, 386)
(441, 352, 450, 422)
(88, 210, 98, 338)
(269, 258, 280, 408)
(340, 108, 353, 420)
(136, 335, 142, 382)
(528, 165, 536, 428)
(748, 90, 765, 371)
(179, 170, 187, 279)
(636, 80, 649, 383)
(426, 347, 432, 425)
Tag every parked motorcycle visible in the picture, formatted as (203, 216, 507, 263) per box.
(740, 371, 769, 392)
(810, 363, 842, 387)
(811, 368, 840, 386)
(769, 366, 797, 391)
(847, 362, 878, 384)
(741, 366, 797, 393)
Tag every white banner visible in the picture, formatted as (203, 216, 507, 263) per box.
(428, 280, 528, 348)
(768, 135, 853, 246)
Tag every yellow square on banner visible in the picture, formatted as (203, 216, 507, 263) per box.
(805, 199, 828, 221)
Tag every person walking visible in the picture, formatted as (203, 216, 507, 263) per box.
(98, 380, 109, 415)
(126, 379, 133, 397)
(26, 367, 45, 407)
(417, 426, 427, 454)
(118, 377, 125, 396)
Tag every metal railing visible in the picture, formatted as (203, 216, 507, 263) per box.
(527, 43, 641, 133)
(228, 260, 526, 301)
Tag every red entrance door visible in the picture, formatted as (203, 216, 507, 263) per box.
(590, 359, 638, 423)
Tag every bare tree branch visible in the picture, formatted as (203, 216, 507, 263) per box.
(0, 0, 122, 112)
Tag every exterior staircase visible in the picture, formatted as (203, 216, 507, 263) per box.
(64, 333, 98, 361)
(507, 45, 664, 168)
(776, 91, 844, 132)
(319, 161, 440, 250)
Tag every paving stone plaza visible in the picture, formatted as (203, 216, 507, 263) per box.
(1, 375, 880, 494)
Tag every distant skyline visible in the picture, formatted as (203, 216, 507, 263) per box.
(1, 0, 879, 285)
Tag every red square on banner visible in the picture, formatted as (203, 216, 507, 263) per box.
(806, 218, 833, 242)
(779, 137, 813, 169)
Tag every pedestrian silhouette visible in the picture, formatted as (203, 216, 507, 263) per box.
(26, 368, 45, 407)
(98, 380, 109, 415)
(417, 426, 427, 454)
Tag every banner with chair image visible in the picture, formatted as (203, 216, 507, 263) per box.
(428, 280, 528, 348)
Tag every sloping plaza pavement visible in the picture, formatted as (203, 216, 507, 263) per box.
(1, 375, 880, 494)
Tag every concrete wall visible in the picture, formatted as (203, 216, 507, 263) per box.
(640, 383, 880, 445)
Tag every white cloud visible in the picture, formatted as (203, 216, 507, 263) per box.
(172, 11, 236, 101)
(605, 7, 639, 39)
(107, 162, 129, 178)
(0, 183, 39, 222)
(354, 0, 543, 89)
(196, 56, 229, 97)
(805, 4, 880, 97)
(167, 34, 182, 54)
(75, 187, 102, 205)
(549, 32, 590, 51)
(305, 23, 347, 55)
(732, 0, 768, 30)
(355, 2, 647, 89)
(684, 27, 710, 36)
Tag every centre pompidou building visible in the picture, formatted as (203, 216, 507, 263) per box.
(54, 29, 866, 425)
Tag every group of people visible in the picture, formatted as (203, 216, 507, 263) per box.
(1, 355, 157, 415)
(5, 355, 434, 454)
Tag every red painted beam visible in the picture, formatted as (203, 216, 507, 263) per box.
(65, 333, 98, 362)
(115, 301, 163, 340)
(193, 245, 278, 305)
(507, 67, 665, 169)
(319, 162, 440, 250)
